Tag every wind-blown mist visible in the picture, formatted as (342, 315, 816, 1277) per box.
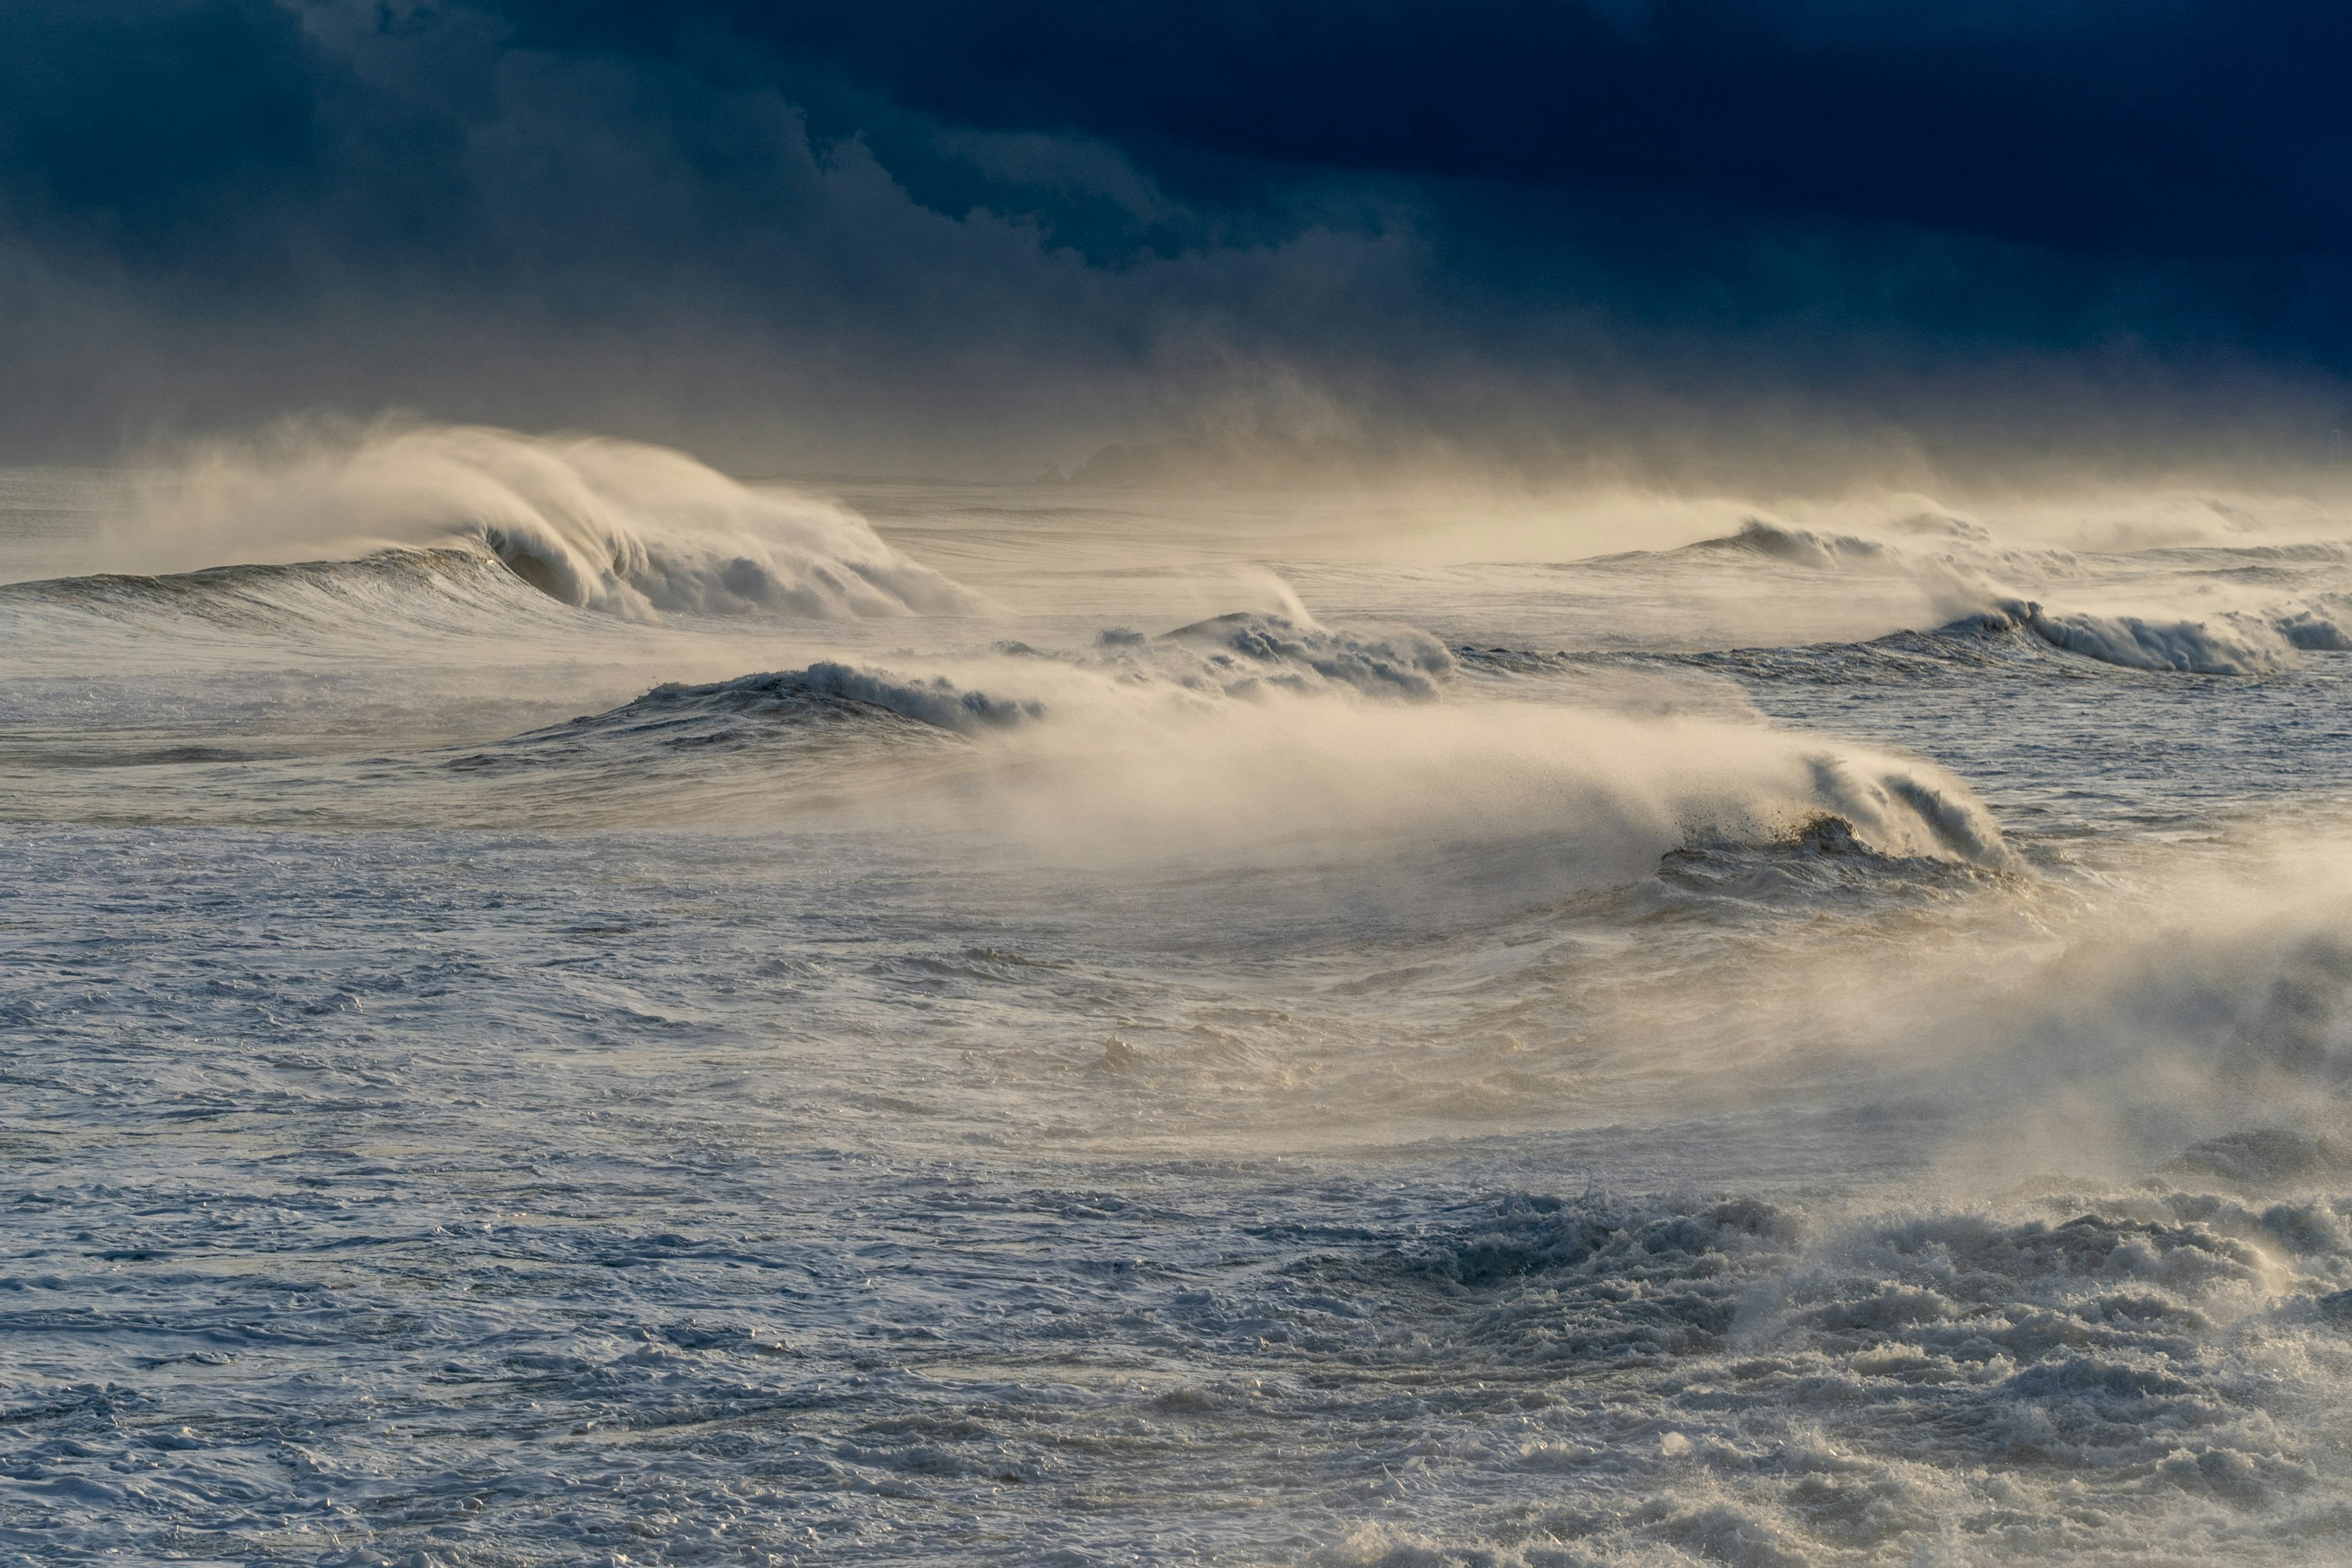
(14, 0, 2352, 1556)
(15, 428, 2352, 1561)
(119, 422, 978, 617)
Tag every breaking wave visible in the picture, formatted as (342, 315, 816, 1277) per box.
(1638, 518, 2352, 676)
(1967, 598, 2348, 676)
(1155, 612, 1455, 699)
(1469, 593, 2352, 685)
(113, 421, 978, 620)
(472, 607, 2022, 881)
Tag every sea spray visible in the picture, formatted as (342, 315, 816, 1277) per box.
(111, 420, 979, 619)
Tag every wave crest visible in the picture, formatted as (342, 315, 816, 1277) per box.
(128, 421, 978, 621)
(1152, 612, 1455, 699)
(1700, 518, 1903, 570)
(1968, 599, 2337, 676)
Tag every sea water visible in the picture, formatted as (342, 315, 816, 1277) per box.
(9, 429, 2352, 1564)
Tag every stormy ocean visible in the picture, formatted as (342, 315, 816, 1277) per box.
(9, 426, 2352, 1566)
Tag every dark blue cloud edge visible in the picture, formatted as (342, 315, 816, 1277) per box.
(0, 0, 2345, 476)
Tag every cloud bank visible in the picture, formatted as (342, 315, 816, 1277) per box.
(5, 1, 2350, 484)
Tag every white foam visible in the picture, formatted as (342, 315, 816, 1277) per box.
(817, 616, 2022, 889)
(113, 420, 979, 620)
(2003, 600, 2306, 675)
(1679, 512, 2352, 674)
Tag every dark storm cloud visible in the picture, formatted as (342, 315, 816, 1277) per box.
(0, 2, 474, 280)
(1, 0, 2345, 478)
(497, 0, 2352, 260)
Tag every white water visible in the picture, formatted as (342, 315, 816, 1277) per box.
(110, 423, 978, 619)
(10, 433, 2352, 1564)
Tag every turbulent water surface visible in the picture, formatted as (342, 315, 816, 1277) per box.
(10, 432, 2352, 1566)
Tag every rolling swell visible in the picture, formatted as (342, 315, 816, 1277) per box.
(0, 546, 569, 641)
(1686, 516, 1904, 570)
(1628, 516, 2066, 583)
(552, 665, 1038, 742)
(1464, 592, 2352, 685)
(446, 666, 1035, 782)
